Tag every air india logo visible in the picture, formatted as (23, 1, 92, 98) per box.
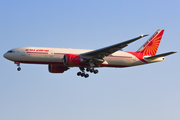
(138, 30, 164, 56)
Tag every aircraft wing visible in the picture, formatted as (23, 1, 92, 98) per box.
(80, 34, 148, 59)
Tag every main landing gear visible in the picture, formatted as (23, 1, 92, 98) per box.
(77, 72, 89, 78)
(86, 68, 98, 74)
(77, 67, 99, 78)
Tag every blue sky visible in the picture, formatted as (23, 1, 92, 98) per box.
(0, 0, 180, 120)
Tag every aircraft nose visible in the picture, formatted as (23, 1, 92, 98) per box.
(3, 53, 8, 59)
(3, 53, 11, 60)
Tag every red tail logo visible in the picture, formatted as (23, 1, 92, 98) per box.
(137, 29, 164, 56)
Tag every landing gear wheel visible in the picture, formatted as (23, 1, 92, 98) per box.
(17, 67, 21, 71)
(86, 68, 90, 72)
(94, 70, 98, 74)
(90, 69, 94, 73)
(81, 73, 85, 77)
(85, 74, 89, 78)
(77, 72, 81, 76)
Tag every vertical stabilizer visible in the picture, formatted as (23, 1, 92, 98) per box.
(137, 29, 164, 56)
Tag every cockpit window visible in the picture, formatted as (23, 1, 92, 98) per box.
(7, 50, 15, 53)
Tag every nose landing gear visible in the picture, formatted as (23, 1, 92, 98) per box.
(17, 67, 21, 71)
(15, 62, 21, 71)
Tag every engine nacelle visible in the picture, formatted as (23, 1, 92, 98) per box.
(63, 54, 83, 65)
(48, 64, 69, 73)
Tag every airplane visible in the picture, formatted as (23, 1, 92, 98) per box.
(3, 29, 176, 78)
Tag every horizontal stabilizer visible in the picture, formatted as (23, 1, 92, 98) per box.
(145, 51, 177, 59)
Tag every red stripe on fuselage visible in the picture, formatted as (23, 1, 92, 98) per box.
(15, 60, 130, 68)
(127, 52, 148, 63)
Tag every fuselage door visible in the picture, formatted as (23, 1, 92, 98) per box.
(48, 50, 54, 57)
(21, 49, 26, 56)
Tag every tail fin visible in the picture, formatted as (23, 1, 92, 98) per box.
(137, 29, 164, 56)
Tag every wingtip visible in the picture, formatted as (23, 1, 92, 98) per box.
(172, 51, 177, 53)
(140, 34, 149, 38)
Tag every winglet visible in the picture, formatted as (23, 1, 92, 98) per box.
(140, 34, 149, 38)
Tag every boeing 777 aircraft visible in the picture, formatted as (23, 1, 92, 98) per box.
(3, 29, 176, 78)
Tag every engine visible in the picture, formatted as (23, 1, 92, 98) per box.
(63, 54, 83, 65)
(48, 64, 69, 73)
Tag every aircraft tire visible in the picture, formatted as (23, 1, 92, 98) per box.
(90, 69, 94, 73)
(86, 68, 90, 72)
(17, 67, 21, 71)
(81, 73, 85, 77)
(85, 74, 89, 78)
(77, 72, 81, 76)
(94, 70, 98, 74)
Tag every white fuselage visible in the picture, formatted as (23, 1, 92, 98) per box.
(3, 47, 164, 68)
